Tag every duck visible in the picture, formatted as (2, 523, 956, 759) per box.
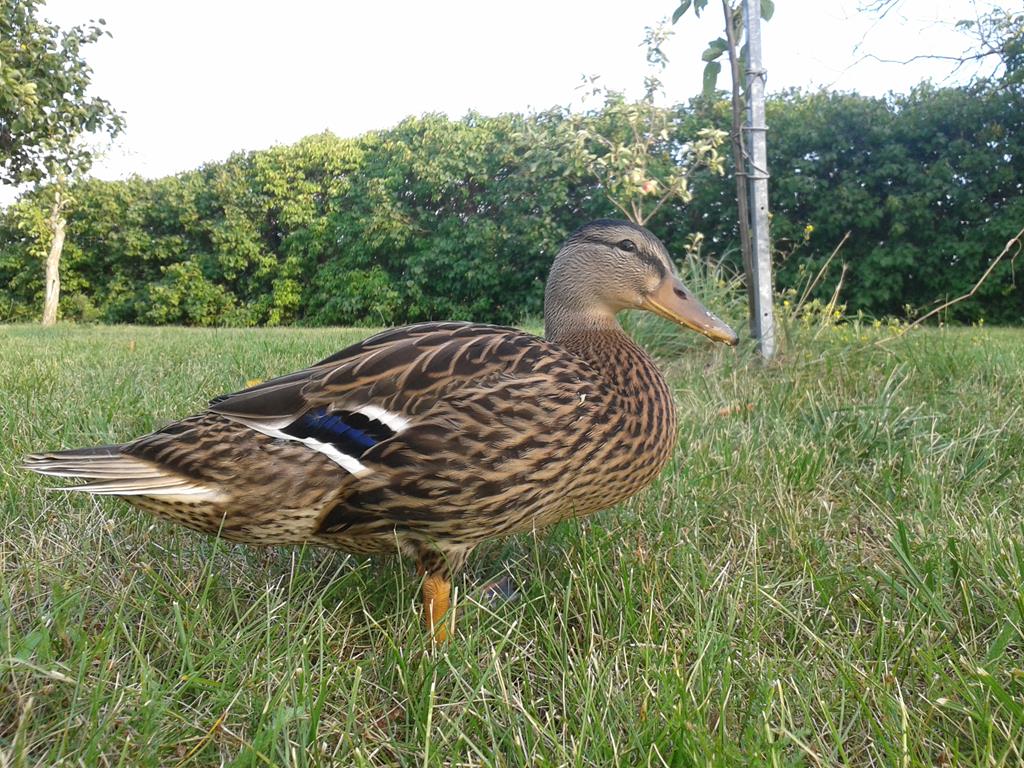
(24, 219, 738, 642)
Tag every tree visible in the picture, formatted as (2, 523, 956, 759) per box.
(541, 23, 726, 229)
(557, 23, 727, 227)
(0, 0, 124, 324)
(1, 88, 1019, 326)
(672, 0, 776, 354)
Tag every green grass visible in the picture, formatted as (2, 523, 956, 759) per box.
(1, 323, 1023, 766)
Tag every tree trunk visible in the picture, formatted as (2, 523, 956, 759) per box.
(722, 0, 757, 336)
(42, 191, 66, 327)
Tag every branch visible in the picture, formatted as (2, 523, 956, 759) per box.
(604, 192, 634, 222)
(860, 51, 989, 66)
(632, 199, 644, 226)
(879, 225, 1024, 344)
(643, 185, 678, 224)
(847, 49, 1005, 91)
(856, 0, 905, 21)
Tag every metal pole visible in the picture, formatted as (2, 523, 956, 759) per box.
(743, 0, 776, 359)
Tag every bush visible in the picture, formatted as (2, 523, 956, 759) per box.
(0, 85, 1020, 326)
(143, 261, 237, 326)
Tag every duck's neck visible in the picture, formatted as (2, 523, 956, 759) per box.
(546, 314, 670, 408)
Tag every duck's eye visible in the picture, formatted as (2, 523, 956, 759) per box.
(617, 239, 637, 252)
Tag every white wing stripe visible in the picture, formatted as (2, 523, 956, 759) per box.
(355, 404, 410, 433)
(244, 423, 372, 477)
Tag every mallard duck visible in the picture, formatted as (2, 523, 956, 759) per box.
(24, 220, 737, 641)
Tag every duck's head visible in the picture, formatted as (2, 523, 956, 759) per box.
(544, 219, 739, 346)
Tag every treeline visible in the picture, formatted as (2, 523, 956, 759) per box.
(1, 84, 1021, 326)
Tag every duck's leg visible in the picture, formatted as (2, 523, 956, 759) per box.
(422, 571, 452, 643)
(416, 547, 469, 643)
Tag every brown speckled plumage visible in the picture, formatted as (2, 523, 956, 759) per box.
(24, 220, 737, 639)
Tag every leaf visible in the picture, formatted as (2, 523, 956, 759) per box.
(701, 38, 729, 62)
(760, 0, 775, 21)
(671, 0, 692, 24)
(694, 0, 710, 17)
(702, 60, 722, 96)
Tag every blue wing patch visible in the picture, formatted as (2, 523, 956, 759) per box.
(283, 407, 395, 456)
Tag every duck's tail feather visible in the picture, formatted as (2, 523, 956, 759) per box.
(22, 446, 220, 498)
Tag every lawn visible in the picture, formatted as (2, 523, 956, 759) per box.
(1, 323, 1023, 766)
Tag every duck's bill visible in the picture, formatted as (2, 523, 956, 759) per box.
(641, 276, 739, 346)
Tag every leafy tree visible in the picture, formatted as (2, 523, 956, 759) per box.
(958, 5, 1024, 89)
(766, 84, 1024, 322)
(547, 22, 726, 227)
(684, 85, 1024, 323)
(0, 88, 1020, 326)
(312, 112, 583, 325)
(0, 0, 123, 324)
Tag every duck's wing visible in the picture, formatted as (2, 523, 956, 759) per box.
(205, 321, 590, 479)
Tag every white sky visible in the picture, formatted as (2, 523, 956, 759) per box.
(13, 0, 993, 196)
